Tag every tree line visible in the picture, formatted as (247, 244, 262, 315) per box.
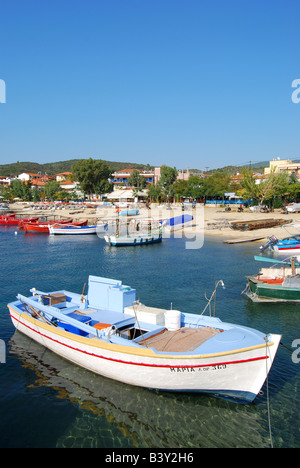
(2, 157, 300, 207)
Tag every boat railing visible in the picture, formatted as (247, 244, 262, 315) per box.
(17, 294, 100, 338)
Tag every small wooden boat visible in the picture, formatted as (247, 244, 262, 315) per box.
(118, 209, 139, 217)
(49, 222, 108, 235)
(104, 219, 163, 246)
(230, 219, 292, 231)
(18, 217, 40, 229)
(7, 275, 281, 403)
(0, 215, 39, 226)
(23, 218, 74, 234)
(244, 255, 300, 302)
(105, 232, 162, 246)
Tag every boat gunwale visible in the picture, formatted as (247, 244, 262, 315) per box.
(247, 276, 300, 291)
(8, 305, 277, 361)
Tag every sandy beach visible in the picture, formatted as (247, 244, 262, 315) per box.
(6, 201, 300, 245)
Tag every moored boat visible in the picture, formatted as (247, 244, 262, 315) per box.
(104, 218, 163, 246)
(244, 255, 300, 302)
(49, 222, 108, 235)
(105, 232, 162, 246)
(7, 275, 281, 403)
(23, 218, 74, 234)
(118, 209, 139, 217)
(0, 215, 39, 226)
(260, 234, 300, 254)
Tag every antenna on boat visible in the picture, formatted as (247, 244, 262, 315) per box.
(201, 280, 225, 317)
(132, 300, 143, 340)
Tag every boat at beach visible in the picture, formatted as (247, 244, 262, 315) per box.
(104, 219, 163, 246)
(260, 234, 300, 254)
(118, 209, 139, 217)
(23, 218, 74, 233)
(162, 214, 193, 231)
(244, 255, 300, 302)
(7, 275, 281, 403)
(49, 222, 108, 235)
(0, 214, 39, 226)
(230, 218, 292, 231)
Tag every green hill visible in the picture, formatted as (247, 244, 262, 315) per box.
(0, 159, 154, 177)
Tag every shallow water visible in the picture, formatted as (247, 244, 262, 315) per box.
(0, 227, 299, 448)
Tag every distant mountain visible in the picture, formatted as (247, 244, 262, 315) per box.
(1, 157, 294, 178)
(0, 159, 154, 177)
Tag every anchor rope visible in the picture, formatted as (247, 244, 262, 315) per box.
(265, 336, 273, 448)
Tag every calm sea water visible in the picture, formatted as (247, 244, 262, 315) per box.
(0, 226, 299, 448)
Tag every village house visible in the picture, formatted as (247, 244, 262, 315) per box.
(0, 176, 12, 187)
(111, 168, 155, 186)
(264, 158, 300, 177)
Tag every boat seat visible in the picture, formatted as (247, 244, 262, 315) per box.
(93, 322, 111, 330)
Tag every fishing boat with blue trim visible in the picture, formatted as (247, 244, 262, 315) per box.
(104, 218, 163, 246)
(7, 276, 281, 403)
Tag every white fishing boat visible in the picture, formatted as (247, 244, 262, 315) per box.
(104, 218, 163, 246)
(49, 223, 108, 235)
(7, 276, 281, 403)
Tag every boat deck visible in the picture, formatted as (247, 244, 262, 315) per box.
(137, 327, 222, 352)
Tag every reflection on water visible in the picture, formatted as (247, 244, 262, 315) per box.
(2, 230, 300, 448)
(10, 331, 274, 449)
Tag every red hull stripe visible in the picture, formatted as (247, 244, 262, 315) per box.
(11, 314, 268, 369)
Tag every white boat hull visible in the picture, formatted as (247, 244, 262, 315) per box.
(273, 246, 300, 254)
(49, 224, 107, 235)
(8, 307, 281, 402)
(104, 233, 162, 246)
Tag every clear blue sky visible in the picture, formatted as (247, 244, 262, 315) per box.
(1, 0, 300, 170)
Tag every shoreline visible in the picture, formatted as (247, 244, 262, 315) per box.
(5, 202, 300, 244)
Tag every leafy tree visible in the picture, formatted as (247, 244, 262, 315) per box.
(10, 179, 32, 201)
(32, 187, 40, 202)
(204, 171, 231, 198)
(128, 170, 146, 188)
(147, 183, 162, 202)
(185, 176, 206, 199)
(240, 168, 289, 205)
(44, 180, 62, 200)
(173, 180, 189, 201)
(157, 165, 178, 200)
(72, 158, 113, 197)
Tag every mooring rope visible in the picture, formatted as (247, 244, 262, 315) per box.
(265, 335, 273, 448)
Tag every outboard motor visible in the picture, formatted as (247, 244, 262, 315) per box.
(260, 235, 278, 251)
